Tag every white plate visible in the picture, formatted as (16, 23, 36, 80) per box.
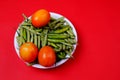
(14, 12, 78, 69)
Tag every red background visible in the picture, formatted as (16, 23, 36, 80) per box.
(0, 0, 120, 80)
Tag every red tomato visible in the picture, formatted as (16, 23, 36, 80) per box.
(31, 9, 50, 28)
(38, 46, 56, 67)
(19, 42, 38, 63)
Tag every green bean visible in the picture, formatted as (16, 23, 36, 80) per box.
(34, 34, 37, 46)
(41, 30, 48, 47)
(30, 32, 34, 42)
(16, 37, 21, 46)
(21, 22, 32, 26)
(57, 52, 66, 59)
(21, 37, 25, 44)
(27, 19, 31, 23)
(70, 39, 76, 44)
(48, 34, 69, 39)
(41, 33, 44, 47)
(19, 27, 23, 36)
(48, 39, 64, 43)
(35, 29, 42, 32)
(49, 17, 64, 29)
(54, 22, 64, 29)
(67, 28, 75, 38)
(58, 25, 67, 28)
(52, 26, 69, 33)
(19, 27, 26, 44)
(54, 48, 61, 52)
(30, 25, 35, 29)
(56, 44, 62, 50)
(65, 45, 69, 50)
(62, 44, 66, 50)
(43, 29, 48, 34)
(22, 14, 31, 23)
(48, 42, 58, 48)
(16, 35, 25, 46)
(42, 34, 47, 47)
(48, 22, 52, 28)
(19, 28, 25, 45)
(60, 42, 73, 46)
(65, 38, 76, 44)
(22, 13, 27, 20)
(52, 17, 64, 25)
(44, 30, 48, 46)
(64, 39, 68, 42)
(16, 36, 22, 46)
(70, 35, 75, 38)
(67, 30, 73, 36)
(21, 26, 40, 35)
(19, 27, 24, 45)
(65, 45, 72, 50)
(27, 30, 30, 42)
(23, 28, 27, 41)
(37, 35, 41, 49)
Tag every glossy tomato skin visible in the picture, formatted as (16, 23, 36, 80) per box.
(38, 46, 56, 67)
(31, 9, 50, 28)
(19, 42, 38, 63)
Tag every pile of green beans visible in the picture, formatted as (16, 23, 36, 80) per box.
(16, 14, 76, 62)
